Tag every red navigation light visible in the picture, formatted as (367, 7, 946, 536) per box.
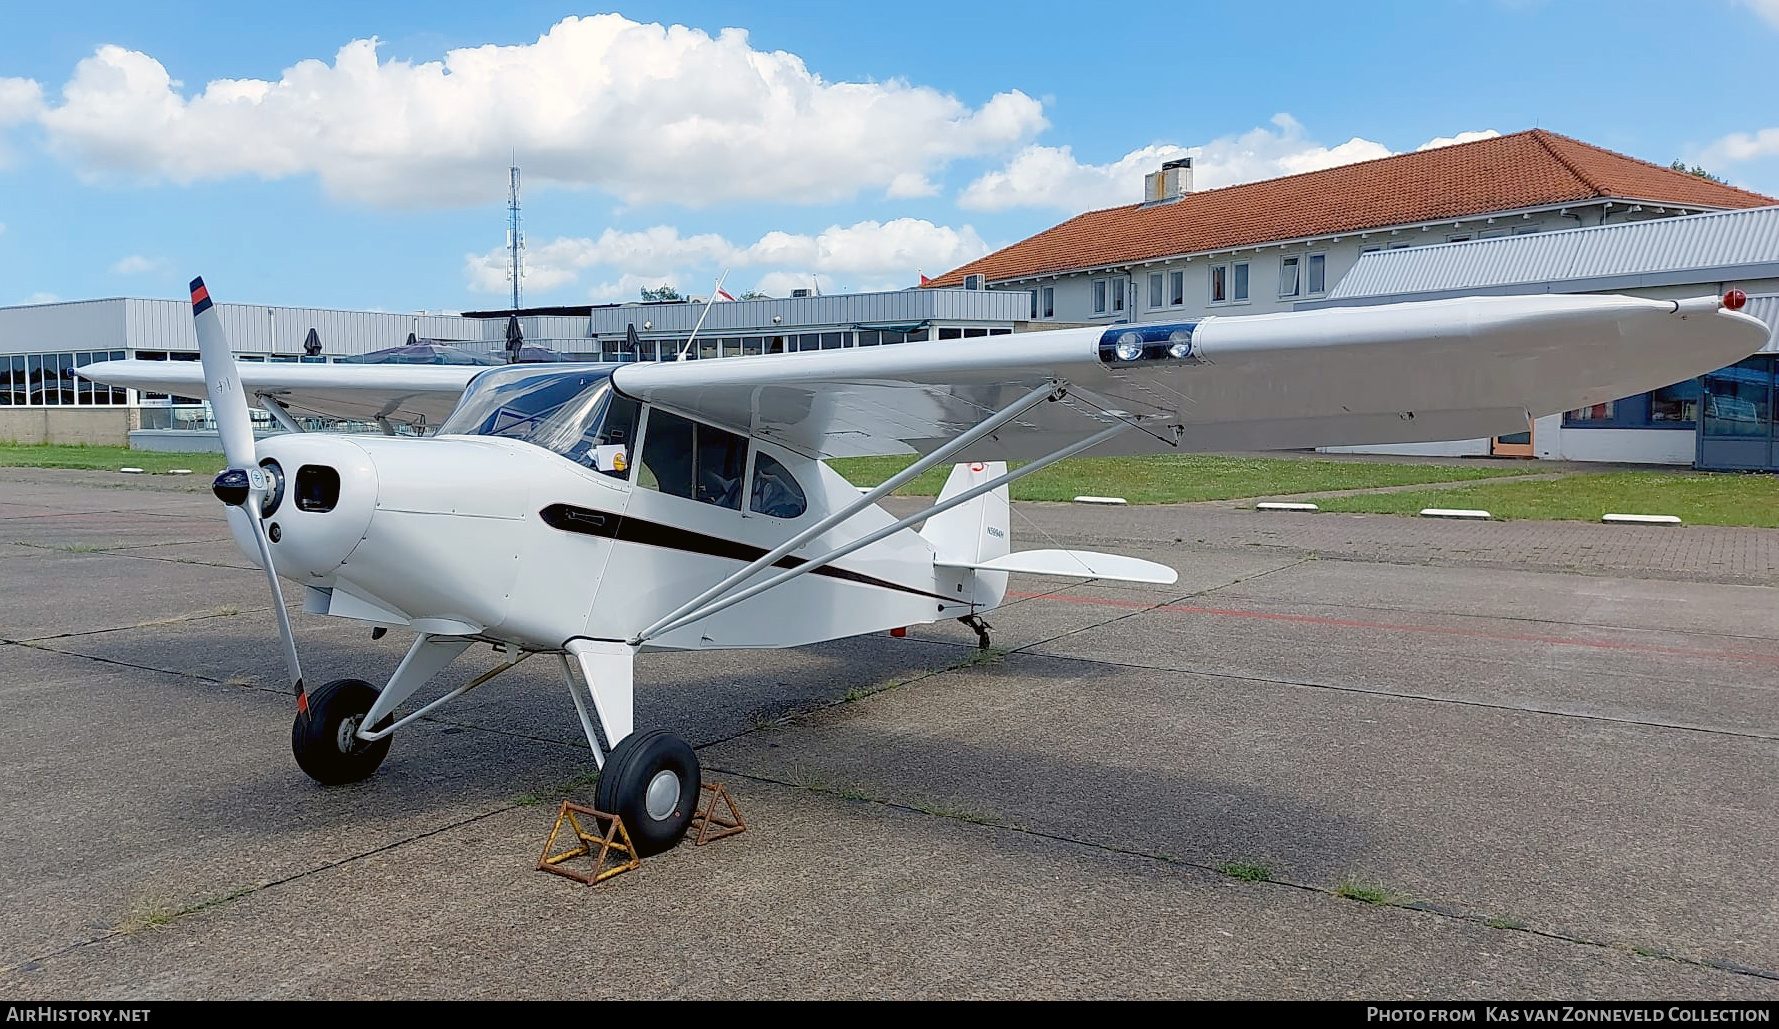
(1724, 289, 1748, 311)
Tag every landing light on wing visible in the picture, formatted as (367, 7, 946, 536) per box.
(1100, 323, 1202, 364)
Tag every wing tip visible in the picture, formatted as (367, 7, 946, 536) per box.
(190, 276, 213, 315)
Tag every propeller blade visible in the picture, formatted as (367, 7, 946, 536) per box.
(193, 278, 307, 710)
(242, 503, 305, 705)
(191, 278, 256, 470)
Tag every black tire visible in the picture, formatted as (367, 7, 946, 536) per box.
(292, 678, 394, 786)
(594, 729, 700, 857)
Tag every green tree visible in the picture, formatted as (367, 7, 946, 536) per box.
(640, 284, 684, 302)
(738, 290, 770, 300)
(1669, 160, 1728, 184)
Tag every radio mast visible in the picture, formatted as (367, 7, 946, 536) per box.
(507, 166, 524, 311)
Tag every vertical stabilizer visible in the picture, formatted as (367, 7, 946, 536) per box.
(919, 462, 1010, 609)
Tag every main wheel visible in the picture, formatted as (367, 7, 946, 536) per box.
(594, 730, 700, 857)
(292, 678, 394, 786)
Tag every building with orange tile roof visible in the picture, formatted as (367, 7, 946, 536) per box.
(928, 130, 1772, 328)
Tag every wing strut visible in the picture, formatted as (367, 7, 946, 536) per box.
(257, 395, 304, 434)
(630, 417, 1132, 645)
(632, 379, 1065, 645)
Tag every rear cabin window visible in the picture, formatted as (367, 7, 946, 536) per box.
(638, 409, 747, 510)
(749, 452, 807, 519)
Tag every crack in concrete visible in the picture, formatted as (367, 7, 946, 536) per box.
(1, 804, 519, 976)
(701, 765, 1779, 985)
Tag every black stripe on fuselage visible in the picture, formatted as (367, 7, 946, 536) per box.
(538, 503, 954, 604)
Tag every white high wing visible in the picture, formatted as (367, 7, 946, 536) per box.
(80, 280, 1769, 855)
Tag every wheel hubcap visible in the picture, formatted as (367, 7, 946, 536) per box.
(336, 714, 364, 754)
(644, 770, 681, 821)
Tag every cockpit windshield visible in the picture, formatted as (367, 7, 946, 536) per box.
(438, 365, 640, 470)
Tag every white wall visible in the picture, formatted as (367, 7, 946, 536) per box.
(1319, 439, 1493, 458)
(1012, 211, 1575, 326)
(1533, 414, 1695, 464)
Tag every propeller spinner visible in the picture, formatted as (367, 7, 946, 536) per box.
(193, 278, 310, 717)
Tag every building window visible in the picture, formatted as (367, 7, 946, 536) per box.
(1092, 279, 1107, 314)
(1562, 380, 1700, 430)
(1169, 271, 1184, 306)
(1, 351, 129, 406)
(1279, 256, 1300, 297)
(1217, 262, 1249, 303)
(1307, 253, 1326, 295)
(1110, 279, 1125, 314)
(1041, 286, 1055, 319)
(1149, 273, 1163, 308)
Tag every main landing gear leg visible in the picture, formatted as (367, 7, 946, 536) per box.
(291, 634, 471, 786)
(959, 614, 993, 650)
(563, 640, 699, 857)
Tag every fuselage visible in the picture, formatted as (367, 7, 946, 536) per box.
(241, 368, 984, 653)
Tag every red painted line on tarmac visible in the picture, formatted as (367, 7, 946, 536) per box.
(1006, 590, 1779, 666)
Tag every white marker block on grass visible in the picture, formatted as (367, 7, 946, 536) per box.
(1602, 513, 1681, 525)
(168, 469, 193, 475)
(119, 467, 144, 474)
(1256, 502, 1319, 512)
(1419, 508, 1491, 520)
(1073, 496, 1128, 506)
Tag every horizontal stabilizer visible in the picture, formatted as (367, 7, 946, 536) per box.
(936, 548, 1178, 585)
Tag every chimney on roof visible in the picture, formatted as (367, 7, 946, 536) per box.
(1144, 157, 1193, 205)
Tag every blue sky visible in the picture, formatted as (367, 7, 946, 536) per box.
(2, 0, 1778, 313)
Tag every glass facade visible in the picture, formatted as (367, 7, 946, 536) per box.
(1564, 380, 1701, 430)
(1566, 358, 1779, 471)
(1697, 357, 1779, 470)
(0, 351, 129, 406)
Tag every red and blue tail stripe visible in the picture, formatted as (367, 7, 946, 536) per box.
(190, 277, 213, 315)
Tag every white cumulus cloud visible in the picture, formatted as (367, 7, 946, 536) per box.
(1695, 127, 1779, 167)
(1735, 0, 1779, 29)
(0, 77, 44, 166)
(959, 115, 1500, 214)
(110, 254, 169, 275)
(32, 16, 1046, 208)
(466, 218, 988, 299)
(1417, 130, 1502, 151)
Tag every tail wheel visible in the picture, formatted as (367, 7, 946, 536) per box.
(594, 730, 700, 857)
(292, 678, 393, 786)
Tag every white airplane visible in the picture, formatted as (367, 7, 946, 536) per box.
(80, 279, 1768, 855)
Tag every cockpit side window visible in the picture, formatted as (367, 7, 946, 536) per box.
(639, 408, 747, 510)
(749, 452, 807, 519)
(562, 392, 640, 478)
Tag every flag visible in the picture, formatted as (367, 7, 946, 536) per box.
(715, 287, 736, 302)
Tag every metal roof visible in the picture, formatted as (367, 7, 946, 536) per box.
(1322, 205, 1779, 303)
(0, 289, 1028, 358)
(1743, 293, 1779, 354)
(577, 288, 1028, 337)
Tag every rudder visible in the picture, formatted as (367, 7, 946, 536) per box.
(918, 462, 1010, 610)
